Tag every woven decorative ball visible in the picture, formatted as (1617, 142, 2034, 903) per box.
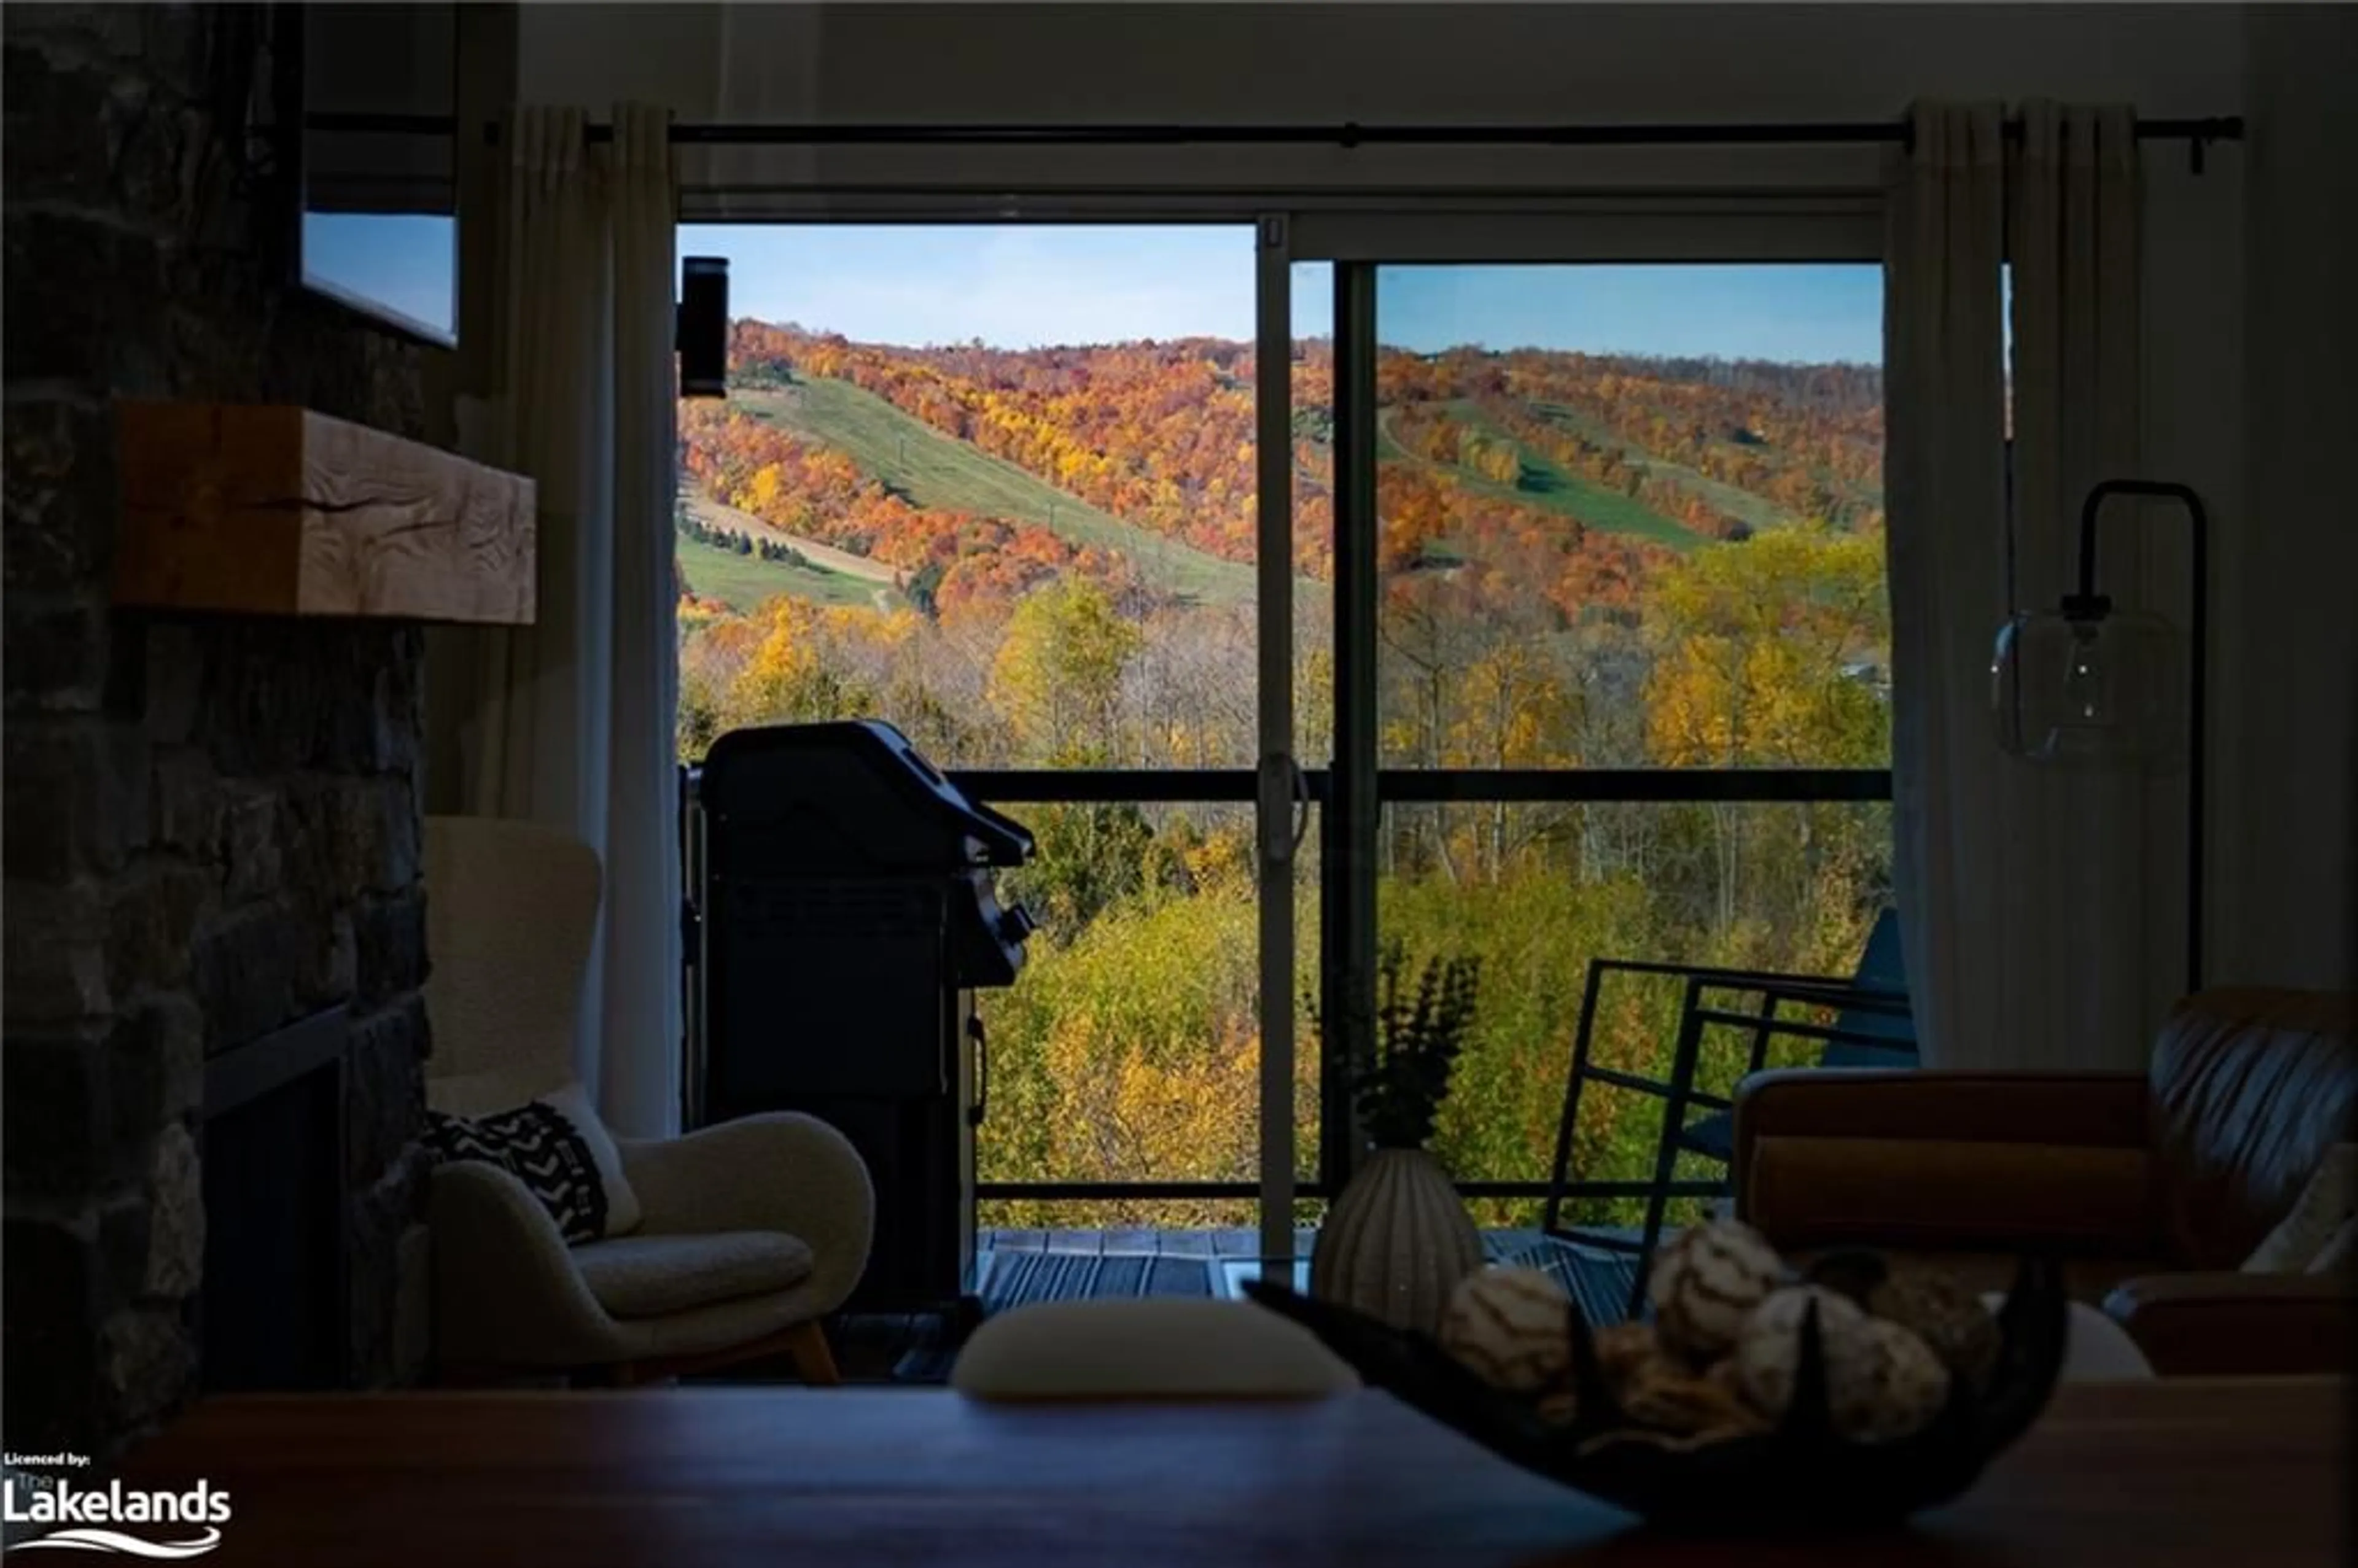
(1436, 1266, 1572, 1394)
(1732, 1285, 1879, 1422)
(1848, 1318, 1953, 1442)
(1868, 1271, 2001, 1392)
(1647, 1219, 1787, 1361)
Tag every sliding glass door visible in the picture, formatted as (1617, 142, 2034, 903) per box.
(675, 203, 1888, 1271)
(1278, 208, 1891, 1247)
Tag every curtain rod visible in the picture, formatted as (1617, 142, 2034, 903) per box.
(307, 111, 2245, 153)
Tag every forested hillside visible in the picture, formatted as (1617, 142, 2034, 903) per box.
(675, 317, 1890, 1228)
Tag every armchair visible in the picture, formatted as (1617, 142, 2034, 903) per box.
(422, 816, 874, 1385)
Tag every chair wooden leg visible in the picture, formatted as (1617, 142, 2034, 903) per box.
(782, 1319, 841, 1386)
(587, 1320, 843, 1389)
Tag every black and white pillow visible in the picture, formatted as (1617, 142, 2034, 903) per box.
(425, 1084, 641, 1244)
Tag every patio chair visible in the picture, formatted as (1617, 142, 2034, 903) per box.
(1541, 909, 1915, 1312)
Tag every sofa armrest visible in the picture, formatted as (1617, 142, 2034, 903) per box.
(2103, 1272, 2355, 1376)
(618, 1112, 876, 1318)
(1733, 1071, 2158, 1253)
(429, 1161, 620, 1368)
(1735, 1069, 2151, 1149)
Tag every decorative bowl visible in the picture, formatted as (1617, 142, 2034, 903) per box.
(1245, 1256, 2069, 1531)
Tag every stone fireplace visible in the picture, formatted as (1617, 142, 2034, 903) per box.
(4, 4, 434, 1457)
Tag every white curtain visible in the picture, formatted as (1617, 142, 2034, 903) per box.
(1883, 104, 2012, 1071)
(437, 105, 684, 1136)
(1887, 101, 2157, 1071)
(2004, 102, 2162, 1068)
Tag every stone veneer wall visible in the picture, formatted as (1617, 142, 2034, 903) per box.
(4, 4, 434, 1457)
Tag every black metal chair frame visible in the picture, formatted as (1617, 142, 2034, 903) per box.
(1539, 957, 1913, 1313)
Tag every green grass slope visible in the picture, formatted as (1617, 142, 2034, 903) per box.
(677, 530, 900, 613)
(1377, 402, 1702, 551)
(1450, 402, 1698, 546)
(739, 379, 1258, 607)
(1525, 400, 1802, 534)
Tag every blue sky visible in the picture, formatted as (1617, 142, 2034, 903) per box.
(682, 223, 1883, 365)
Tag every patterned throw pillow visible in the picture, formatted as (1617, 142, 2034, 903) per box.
(2311, 1215, 2355, 1276)
(2242, 1143, 2356, 1274)
(534, 1082, 643, 1235)
(426, 1099, 615, 1244)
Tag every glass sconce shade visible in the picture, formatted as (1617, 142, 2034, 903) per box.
(1991, 608, 2189, 770)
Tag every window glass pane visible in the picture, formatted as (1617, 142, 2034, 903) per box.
(1376, 799, 1894, 1222)
(675, 224, 1266, 771)
(1372, 264, 1888, 770)
(1293, 260, 1337, 765)
(677, 228, 1339, 1230)
(971, 801, 1321, 1230)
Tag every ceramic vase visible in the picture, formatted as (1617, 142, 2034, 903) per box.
(1309, 1147, 1485, 1333)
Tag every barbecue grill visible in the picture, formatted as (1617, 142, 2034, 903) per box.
(685, 721, 1035, 1325)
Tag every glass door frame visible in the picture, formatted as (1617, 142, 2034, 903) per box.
(1279, 205, 1891, 1225)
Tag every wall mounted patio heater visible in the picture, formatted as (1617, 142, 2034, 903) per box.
(685, 721, 1036, 1327)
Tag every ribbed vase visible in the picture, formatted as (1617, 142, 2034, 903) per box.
(1309, 1147, 1485, 1333)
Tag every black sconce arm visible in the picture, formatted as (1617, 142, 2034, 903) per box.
(2063, 476, 2211, 996)
(2070, 479, 2210, 618)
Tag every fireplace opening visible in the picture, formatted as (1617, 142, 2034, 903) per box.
(199, 1008, 350, 1392)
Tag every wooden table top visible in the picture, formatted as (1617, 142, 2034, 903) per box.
(118, 1378, 2344, 1567)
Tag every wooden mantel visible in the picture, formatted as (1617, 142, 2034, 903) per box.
(114, 402, 536, 624)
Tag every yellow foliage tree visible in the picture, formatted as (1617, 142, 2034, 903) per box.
(987, 578, 1143, 767)
(1642, 525, 1891, 954)
(1644, 525, 1889, 769)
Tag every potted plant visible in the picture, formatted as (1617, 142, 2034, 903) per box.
(1309, 941, 1486, 1333)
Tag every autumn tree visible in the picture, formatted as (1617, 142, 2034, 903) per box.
(987, 576, 1144, 767)
(1641, 524, 1889, 950)
(1643, 524, 1889, 770)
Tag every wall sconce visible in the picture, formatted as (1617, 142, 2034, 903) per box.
(677, 255, 729, 398)
(1991, 479, 2209, 992)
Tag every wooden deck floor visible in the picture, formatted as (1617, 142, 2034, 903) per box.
(984, 1227, 1640, 1259)
(984, 1227, 1318, 1259)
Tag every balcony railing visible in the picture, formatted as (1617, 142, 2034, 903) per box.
(683, 760, 1891, 1226)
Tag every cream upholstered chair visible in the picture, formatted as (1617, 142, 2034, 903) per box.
(422, 815, 874, 1386)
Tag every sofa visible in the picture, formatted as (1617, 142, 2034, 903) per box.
(1732, 987, 2354, 1375)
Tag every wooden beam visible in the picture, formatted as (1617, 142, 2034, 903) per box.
(114, 402, 536, 624)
